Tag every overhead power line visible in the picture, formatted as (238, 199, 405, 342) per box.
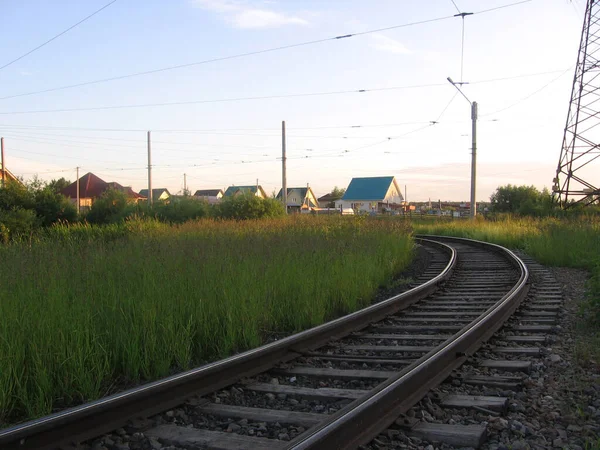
(0, 0, 118, 71)
(0, 0, 532, 102)
(0, 84, 448, 115)
(450, 0, 462, 14)
(0, 67, 566, 116)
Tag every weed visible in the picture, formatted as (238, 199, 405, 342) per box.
(0, 215, 413, 425)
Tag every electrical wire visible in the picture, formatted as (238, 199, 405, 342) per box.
(0, 15, 456, 102)
(482, 67, 573, 116)
(0, 0, 118, 71)
(450, 0, 461, 14)
(0, 0, 533, 102)
(0, 84, 447, 115)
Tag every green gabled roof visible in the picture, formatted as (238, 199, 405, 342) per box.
(341, 176, 397, 201)
(276, 187, 308, 200)
(224, 185, 265, 197)
(139, 188, 170, 198)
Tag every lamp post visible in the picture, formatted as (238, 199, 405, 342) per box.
(447, 77, 477, 218)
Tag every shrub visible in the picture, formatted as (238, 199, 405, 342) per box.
(153, 197, 210, 223)
(0, 181, 34, 211)
(213, 193, 285, 220)
(0, 207, 38, 240)
(86, 189, 130, 225)
(33, 188, 77, 227)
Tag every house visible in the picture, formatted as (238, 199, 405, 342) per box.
(0, 163, 23, 186)
(335, 176, 404, 214)
(139, 188, 171, 202)
(61, 172, 144, 211)
(194, 189, 224, 204)
(317, 192, 343, 208)
(276, 187, 318, 213)
(224, 185, 267, 199)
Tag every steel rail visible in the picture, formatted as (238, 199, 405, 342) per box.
(0, 239, 455, 450)
(288, 235, 529, 450)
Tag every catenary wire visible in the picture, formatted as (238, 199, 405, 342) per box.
(0, 0, 533, 102)
(0, 0, 118, 71)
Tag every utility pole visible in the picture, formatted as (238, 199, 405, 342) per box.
(76, 166, 80, 214)
(1, 137, 5, 188)
(184, 173, 187, 195)
(447, 77, 477, 218)
(282, 120, 287, 214)
(471, 102, 478, 217)
(147, 131, 153, 206)
(405, 184, 407, 211)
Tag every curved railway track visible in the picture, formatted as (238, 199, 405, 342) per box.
(0, 236, 531, 450)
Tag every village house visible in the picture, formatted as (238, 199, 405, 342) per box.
(139, 188, 171, 202)
(276, 187, 318, 213)
(194, 189, 224, 204)
(61, 172, 144, 211)
(224, 185, 267, 199)
(317, 192, 342, 208)
(0, 163, 22, 187)
(336, 176, 404, 214)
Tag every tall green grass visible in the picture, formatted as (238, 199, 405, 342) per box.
(0, 216, 413, 425)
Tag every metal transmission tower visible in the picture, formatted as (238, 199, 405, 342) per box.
(554, 0, 600, 207)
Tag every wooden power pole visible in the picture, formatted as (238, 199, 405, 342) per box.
(282, 120, 287, 214)
(1, 137, 5, 188)
(147, 131, 153, 206)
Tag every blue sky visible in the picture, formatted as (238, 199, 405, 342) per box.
(0, 0, 591, 201)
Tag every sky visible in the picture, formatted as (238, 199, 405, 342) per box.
(0, 0, 593, 201)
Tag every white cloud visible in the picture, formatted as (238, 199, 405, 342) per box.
(193, 0, 308, 29)
(370, 34, 411, 55)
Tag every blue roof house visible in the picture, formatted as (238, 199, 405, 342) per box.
(337, 176, 404, 213)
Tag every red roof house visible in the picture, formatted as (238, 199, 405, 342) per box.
(61, 172, 144, 210)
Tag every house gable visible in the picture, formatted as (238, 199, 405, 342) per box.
(224, 185, 267, 198)
(276, 187, 318, 207)
(382, 178, 403, 204)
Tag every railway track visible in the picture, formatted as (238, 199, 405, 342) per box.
(0, 236, 532, 450)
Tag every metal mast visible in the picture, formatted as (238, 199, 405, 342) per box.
(554, 0, 600, 207)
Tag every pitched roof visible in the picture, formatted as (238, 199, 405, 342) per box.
(0, 164, 22, 184)
(276, 187, 317, 207)
(318, 193, 342, 202)
(341, 176, 398, 201)
(276, 187, 308, 199)
(61, 172, 143, 199)
(139, 188, 170, 198)
(224, 185, 266, 197)
(194, 189, 223, 196)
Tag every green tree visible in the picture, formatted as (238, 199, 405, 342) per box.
(33, 187, 77, 226)
(213, 193, 285, 220)
(86, 189, 130, 224)
(490, 184, 553, 215)
(331, 186, 346, 199)
(0, 180, 35, 211)
(153, 196, 210, 223)
(46, 178, 71, 194)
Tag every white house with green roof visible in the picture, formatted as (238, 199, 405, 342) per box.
(276, 187, 318, 213)
(224, 185, 267, 199)
(335, 176, 404, 213)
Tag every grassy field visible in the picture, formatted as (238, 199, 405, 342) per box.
(0, 216, 413, 425)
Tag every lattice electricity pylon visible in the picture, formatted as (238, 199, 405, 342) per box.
(554, 0, 600, 207)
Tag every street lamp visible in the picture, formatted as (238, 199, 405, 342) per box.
(447, 77, 478, 218)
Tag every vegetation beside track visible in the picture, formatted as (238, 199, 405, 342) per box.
(0, 216, 413, 425)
